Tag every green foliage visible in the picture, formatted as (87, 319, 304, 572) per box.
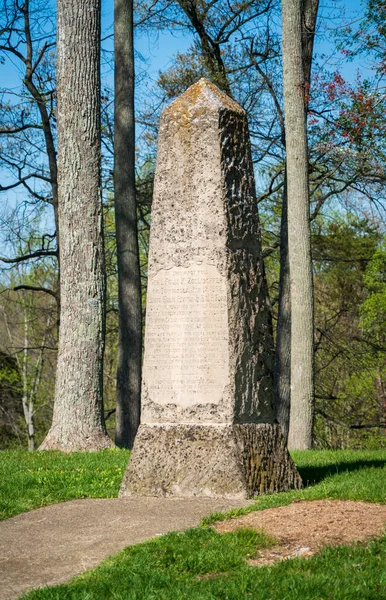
(336, 0, 386, 78)
(101, 197, 119, 435)
(0, 268, 58, 449)
(18, 449, 386, 600)
(0, 352, 24, 449)
(312, 215, 386, 448)
(0, 357, 22, 392)
(360, 242, 386, 337)
(0, 449, 130, 520)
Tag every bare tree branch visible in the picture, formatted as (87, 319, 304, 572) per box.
(0, 250, 57, 264)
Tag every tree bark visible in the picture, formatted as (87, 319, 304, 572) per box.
(21, 313, 35, 452)
(275, 0, 319, 445)
(282, 0, 315, 449)
(275, 1, 319, 444)
(301, 0, 319, 90)
(114, 0, 142, 449)
(40, 0, 112, 451)
(274, 173, 291, 443)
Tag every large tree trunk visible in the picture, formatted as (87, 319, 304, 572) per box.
(281, 0, 314, 449)
(40, 0, 112, 451)
(114, 0, 142, 449)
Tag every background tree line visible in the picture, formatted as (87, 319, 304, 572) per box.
(0, 0, 385, 451)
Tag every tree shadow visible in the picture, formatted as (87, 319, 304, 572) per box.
(296, 459, 386, 487)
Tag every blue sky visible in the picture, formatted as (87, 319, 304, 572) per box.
(0, 0, 369, 106)
(129, 0, 368, 84)
(0, 0, 373, 256)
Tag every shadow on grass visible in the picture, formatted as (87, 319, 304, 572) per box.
(297, 459, 386, 486)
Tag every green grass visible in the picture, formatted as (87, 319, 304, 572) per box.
(21, 525, 386, 599)
(2, 448, 385, 599)
(0, 448, 130, 520)
(203, 449, 386, 524)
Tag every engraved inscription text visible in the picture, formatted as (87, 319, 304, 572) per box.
(143, 265, 229, 407)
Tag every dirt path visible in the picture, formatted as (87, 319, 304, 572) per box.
(215, 500, 386, 565)
(0, 497, 251, 600)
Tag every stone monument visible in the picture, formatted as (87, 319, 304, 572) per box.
(120, 79, 302, 498)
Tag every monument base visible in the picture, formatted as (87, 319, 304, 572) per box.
(119, 424, 302, 499)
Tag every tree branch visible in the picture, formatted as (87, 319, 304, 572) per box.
(316, 408, 385, 430)
(13, 285, 58, 300)
(0, 250, 57, 264)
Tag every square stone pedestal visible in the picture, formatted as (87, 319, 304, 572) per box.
(120, 424, 301, 499)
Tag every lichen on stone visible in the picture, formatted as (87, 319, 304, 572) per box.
(163, 78, 245, 129)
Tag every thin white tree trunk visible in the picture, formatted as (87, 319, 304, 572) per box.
(22, 313, 35, 451)
(40, 0, 112, 450)
(2, 304, 35, 451)
(282, 0, 314, 449)
(275, 0, 319, 444)
(27, 314, 52, 451)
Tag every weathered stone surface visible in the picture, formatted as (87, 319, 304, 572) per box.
(143, 264, 230, 420)
(120, 79, 301, 498)
(141, 78, 274, 425)
(120, 424, 301, 498)
(121, 424, 246, 498)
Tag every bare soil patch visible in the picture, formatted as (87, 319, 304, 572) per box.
(214, 500, 386, 566)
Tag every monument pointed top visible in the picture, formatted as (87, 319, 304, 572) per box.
(163, 78, 245, 124)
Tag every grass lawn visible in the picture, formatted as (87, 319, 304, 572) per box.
(0, 448, 130, 520)
(1, 448, 385, 599)
(22, 527, 386, 600)
(203, 448, 386, 524)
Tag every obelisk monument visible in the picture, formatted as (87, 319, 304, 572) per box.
(120, 79, 302, 498)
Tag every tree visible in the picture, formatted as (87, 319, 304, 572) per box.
(114, 0, 142, 449)
(274, 0, 319, 444)
(0, 0, 59, 307)
(313, 215, 386, 448)
(40, 0, 112, 450)
(1, 284, 56, 451)
(0, 247, 57, 450)
(1, 0, 384, 450)
(139, 0, 386, 451)
(0, 350, 24, 449)
(360, 240, 386, 434)
(281, 0, 314, 449)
